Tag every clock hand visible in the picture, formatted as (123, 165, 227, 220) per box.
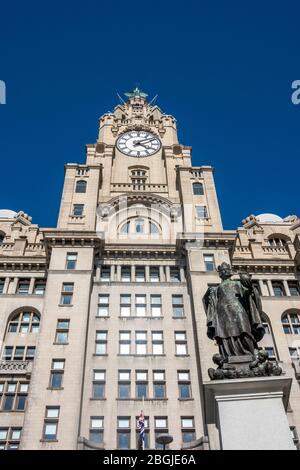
(136, 137, 156, 144)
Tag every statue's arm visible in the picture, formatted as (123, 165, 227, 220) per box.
(239, 273, 253, 291)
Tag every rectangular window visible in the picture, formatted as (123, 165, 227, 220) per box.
(3, 346, 13, 360)
(55, 320, 70, 344)
(95, 331, 107, 355)
(264, 347, 276, 360)
(135, 331, 147, 355)
(272, 282, 285, 297)
(288, 282, 300, 297)
(152, 331, 164, 355)
(170, 267, 180, 282)
(34, 280, 46, 295)
(17, 279, 30, 294)
(178, 370, 192, 399)
(136, 370, 148, 399)
(135, 295, 146, 317)
(66, 253, 77, 270)
(98, 294, 109, 317)
(92, 370, 106, 399)
(154, 417, 168, 449)
(181, 417, 195, 444)
(73, 204, 84, 216)
(100, 266, 111, 282)
(196, 205, 208, 219)
(14, 346, 25, 360)
(25, 346, 35, 360)
(119, 331, 131, 355)
(120, 294, 131, 317)
(150, 267, 160, 283)
(60, 283, 74, 305)
(153, 370, 166, 399)
(135, 267, 145, 283)
(172, 295, 184, 317)
(89, 417, 104, 445)
(151, 295, 162, 317)
(118, 370, 131, 399)
(289, 348, 299, 359)
(50, 359, 65, 389)
(117, 418, 130, 449)
(175, 332, 188, 355)
(0, 279, 5, 294)
(121, 267, 131, 282)
(43, 407, 60, 441)
(0, 427, 22, 450)
(204, 254, 215, 272)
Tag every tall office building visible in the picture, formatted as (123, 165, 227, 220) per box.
(0, 89, 299, 450)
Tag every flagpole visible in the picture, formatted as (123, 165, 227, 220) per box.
(141, 406, 144, 450)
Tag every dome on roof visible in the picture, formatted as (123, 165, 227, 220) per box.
(256, 213, 283, 223)
(0, 209, 17, 219)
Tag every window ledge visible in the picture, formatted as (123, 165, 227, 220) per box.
(116, 398, 168, 402)
(93, 354, 108, 357)
(96, 316, 110, 319)
(90, 398, 107, 401)
(58, 304, 73, 307)
(175, 354, 190, 357)
(172, 316, 187, 319)
(118, 316, 163, 320)
(178, 398, 194, 401)
(117, 354, 166, 357)
(53, 342, 69, 346)
(46, 387, 64, 391)
(40, 439, 58, 443)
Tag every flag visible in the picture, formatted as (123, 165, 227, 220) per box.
(137, 411, 145, 450)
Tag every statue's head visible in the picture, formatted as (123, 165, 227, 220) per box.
(257, 349, 268, 363)
(217, 262, 233, 280)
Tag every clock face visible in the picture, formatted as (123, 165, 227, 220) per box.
(116, 131, 161, 157)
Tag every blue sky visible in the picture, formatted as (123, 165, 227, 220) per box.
(0, 1, 299, 229)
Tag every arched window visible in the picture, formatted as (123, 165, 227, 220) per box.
(0, 231, 5, 245)
(7, 310, 40, 334)
(75, 180, 87, 193)
(150, 222, 159, 234)
(193, 182, 204, 196)
(120, 218, 160, 235)
(282, 311, 300, 335)
(121, 221, 130, 234)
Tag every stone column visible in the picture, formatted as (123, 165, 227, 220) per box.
(267, 280, 274, 296)
(110, 265, 115, 282)
(283, 280, 291, 297)
(131, 265, 135, 283)
(159, 265, 165, 283)
(145, 265, 150, 282)
(10, 277, 18, 294)
(29, 278, 35, 295)
(3, 277, 10, 294)
(116, 265, 121, 282)
(165, 266, 170, 282)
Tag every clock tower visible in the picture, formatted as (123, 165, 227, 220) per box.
(57, 87, 223, 236)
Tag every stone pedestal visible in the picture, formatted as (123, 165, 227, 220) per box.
(204, 376, 295, 450)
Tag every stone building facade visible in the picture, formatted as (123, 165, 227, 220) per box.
(0, 89, 299, 450)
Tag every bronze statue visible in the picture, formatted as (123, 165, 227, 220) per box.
(204, 262, 282, 380)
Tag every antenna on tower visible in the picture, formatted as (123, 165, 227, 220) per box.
(149, 94, 158, 106)
(117, 92, 126, 105)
